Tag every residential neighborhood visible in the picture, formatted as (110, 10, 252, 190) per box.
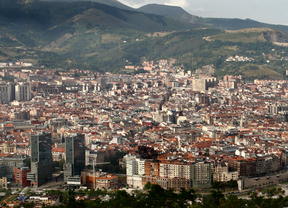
(0, 59, 288, 205)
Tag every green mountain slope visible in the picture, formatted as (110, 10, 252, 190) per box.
(76, 28, 288, 79)
(0, 0, 199, 48)
(1, 0, 288, 80)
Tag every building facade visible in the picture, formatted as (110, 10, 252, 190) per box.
(191, 162, 212, 188)
(15, 82, 31, 101)
(63, 133, 85, 183)
(14, 167, 30, 187)
(29, 132, 53, 187)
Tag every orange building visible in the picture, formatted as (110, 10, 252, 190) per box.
(81, 170, 118, 189)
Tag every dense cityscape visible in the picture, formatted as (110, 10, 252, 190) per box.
(0, 58, 288, 206)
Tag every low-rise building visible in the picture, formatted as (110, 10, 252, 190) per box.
(81, 169, 118, 189)
(14, 167, 30, 187)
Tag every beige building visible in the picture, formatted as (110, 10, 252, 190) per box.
(0, 142, 15, 154)
(192, 77, 218, 91)
(159, 162, 191, 180)
(213, 162, 238, 182)
(0, 177, 7, 188)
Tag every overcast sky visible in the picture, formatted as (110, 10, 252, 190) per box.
(118, 0, 288, 25)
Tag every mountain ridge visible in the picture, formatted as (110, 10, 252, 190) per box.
(38, 0, 134, 11)
(137, 4, 200, 23)
(37, 0, 288, 33)
(0, 0, 199, 47)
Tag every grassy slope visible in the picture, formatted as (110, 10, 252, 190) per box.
(242, 64, 282, 79)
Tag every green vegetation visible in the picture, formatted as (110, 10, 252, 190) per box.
(211, 180, 238, 192)
(53, 159, 65, 172)
(1, 1, 288, 79)
(261, 187, 285, 197)
(1, 27, 288, 79)
(25, 158, 31, 169)
(18, 183, 288, 208)
(0, 0, 197, 47)
(6, 195, 17, 202)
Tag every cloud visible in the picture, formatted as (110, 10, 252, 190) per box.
(164, 0, 188, 8)
(192, 7, 205, 12)
(119, 0, 151, 8)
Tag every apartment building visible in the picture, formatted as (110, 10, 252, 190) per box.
(191, 162, 212, 188)
(212, 162, 238, 182)
(15, 82, 31, 101)
(124, 154, 145, 188)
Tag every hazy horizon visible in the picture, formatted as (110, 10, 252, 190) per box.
(118, 0, 288, 25)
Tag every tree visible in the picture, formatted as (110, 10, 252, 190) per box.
(59, 159, 65, 170)
(22, 202, 35, 208)
(211, 180, 222, 190)
(86, 22, 93, 30)
(26, 158, 31, 169)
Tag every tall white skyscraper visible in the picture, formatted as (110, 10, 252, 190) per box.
(15, 82, 31, 101)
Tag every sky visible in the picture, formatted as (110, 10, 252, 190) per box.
(118, 0, 288, 25)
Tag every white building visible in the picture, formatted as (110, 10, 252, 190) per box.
(124, 154, 145, 188)
(159, 163, 191, 179)
(15, 82, 31, 101)
(124, 154, 145, 176)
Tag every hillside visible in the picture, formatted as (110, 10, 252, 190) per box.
(0, 0, 198, 48)
(38, 0, 288, 34)
(39, 0, 134, 11)
(199, 18, 288, 33)
(1, 1, 288, 80)
(134, 4, 288, 34)
(47, 27, 288, 80)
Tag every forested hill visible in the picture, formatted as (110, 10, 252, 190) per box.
(38, 0, 135, 11)
(2, 0, 288, 80)
(0, 0, 200, 47)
